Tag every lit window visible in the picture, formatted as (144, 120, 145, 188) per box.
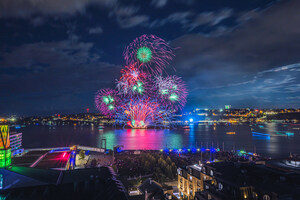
(197, 181, 201, 186)
(263, 194, 270, 200)
(252, 192, 258, 199)
(218, 183, 223, 190)
(210, 170, 213, 176)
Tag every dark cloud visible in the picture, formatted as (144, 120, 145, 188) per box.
(1, 0, 299, 115)
(0, 0, 116, 18)
(0, 38, 120, 115)
(109, 5, 149, 28)
(188, 8, 233, 30)
(190, 64, 300, 108)
(146, 8, 233, 32)
(151, 0, 168, 8)
(88, 26, 103, 34)
(171, 0, 300, 108)
(147, 12, 193, 28)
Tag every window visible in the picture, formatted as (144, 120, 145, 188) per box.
(252, 192, 258, 199)
(263, 194, 271, 200)
(218, 183, 223, 191)
(177, 169, 181, 175)
(210, 170, 214, 176)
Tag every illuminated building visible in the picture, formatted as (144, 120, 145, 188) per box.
(10, 132, 23, 156)
(177, 164, 212, 199)
(0, 125, 11, 168)
(178, 161, 300, 200)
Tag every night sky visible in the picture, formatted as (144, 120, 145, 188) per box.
(1, 0, 300, 116)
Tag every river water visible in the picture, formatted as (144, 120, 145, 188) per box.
(18, 123, 300, 158)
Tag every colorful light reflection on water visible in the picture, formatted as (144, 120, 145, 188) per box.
(19, 123, 300, 158)
(99, 129, 182, 150)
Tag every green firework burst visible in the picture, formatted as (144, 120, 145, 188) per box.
(137, 47, 152, 63)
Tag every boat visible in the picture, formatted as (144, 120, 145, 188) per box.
(252, 132, 269, 136)
(276, 131, 294, 136)
(285, 132, 294, 136)
(252, 132, 270, 140)
(226, 132, 236, 135)
(98, 125, 105, 130)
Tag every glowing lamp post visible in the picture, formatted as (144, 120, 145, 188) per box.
(0, 125, 11, 168)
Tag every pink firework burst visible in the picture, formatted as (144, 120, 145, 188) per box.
(154, 75, 187, 111)
(123, 34, 174, 76)
(95, 88, 120, 117)
(121, 98, 166, 128)
(116, 63, 150, 96)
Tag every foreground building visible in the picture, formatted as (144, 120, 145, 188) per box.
(178, 158, 300, 200)
(9, 132, 23, 156)
(177, 164, 212, 198)
(0, 166, 128, 200)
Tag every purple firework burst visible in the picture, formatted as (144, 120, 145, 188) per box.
(95, 88, 120, 117)
(154, 75, 187, 111)
(123, 34, 174, 76)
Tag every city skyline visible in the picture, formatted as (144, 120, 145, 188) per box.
(1, 0, 300, 116)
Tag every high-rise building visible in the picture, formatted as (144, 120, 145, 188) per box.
(10, 132, 23, 156)
(0, 125, 11, 168)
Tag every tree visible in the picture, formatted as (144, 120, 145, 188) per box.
(167, 165, 173, 179)
(144, 161, 151, 172)
(166, 156, 172, 165)
(171, 162, 177, 174)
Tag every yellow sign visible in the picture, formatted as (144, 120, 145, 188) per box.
(0, 125, 10, 149)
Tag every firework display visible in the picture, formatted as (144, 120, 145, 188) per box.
(123, 34, 174, 75)
(116, 63, 149, 96)
(122, 98, 164, 128)
(154, 75, 187, 111)
(95, 88, 120, 117)
(95, 34, 187, 128)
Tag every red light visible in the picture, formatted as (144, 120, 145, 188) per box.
(86, 108, 90, 113)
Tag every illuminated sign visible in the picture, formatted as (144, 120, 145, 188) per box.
(0, 125, 11, 168)
(225, 105, 231, 110)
